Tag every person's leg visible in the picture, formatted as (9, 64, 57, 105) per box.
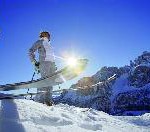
(43, 62, 56, 105)
(44, 86, 53, 106)
(35, 62, 49, 103)
(36, 61, 56, 105)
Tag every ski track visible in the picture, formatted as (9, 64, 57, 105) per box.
(0, 99, 150, 132)
(0, 99, 26, 132)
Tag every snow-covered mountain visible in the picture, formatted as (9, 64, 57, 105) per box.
(54, 51, 150, 116)
(0, 99, 150, 132)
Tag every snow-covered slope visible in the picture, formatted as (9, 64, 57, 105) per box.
(0, 99, 150, 132)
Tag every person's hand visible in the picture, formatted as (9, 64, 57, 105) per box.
(32, 60, 40, 73)
(35, 61, 40, 67)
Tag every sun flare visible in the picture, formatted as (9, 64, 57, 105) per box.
(66, 57, 78, 67)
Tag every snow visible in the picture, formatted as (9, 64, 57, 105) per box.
(61, 89, 93, 103)
(110, 73, 137, 101)
(135, 64, 150, 69)
(0, 99, 150, 132)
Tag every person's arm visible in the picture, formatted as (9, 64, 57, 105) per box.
(28, 40, 41, 63)
(29, 40, 41, 73)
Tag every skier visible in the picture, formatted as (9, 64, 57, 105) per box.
(28, 31, 56, 106)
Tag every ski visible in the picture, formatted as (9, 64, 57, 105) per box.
(0, 59, 88, 91)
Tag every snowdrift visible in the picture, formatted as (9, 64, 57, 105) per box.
(0, 99, 150, 132)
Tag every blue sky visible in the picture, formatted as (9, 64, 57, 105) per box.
(0, 0, 150, 90)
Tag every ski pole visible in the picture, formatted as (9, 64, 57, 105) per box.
(29, 72, 36, 99)
(25, 72, 36, 99)
(31, 72, 36, 81)
(28, 72, 36, 94)
(29, 72, 35, 92)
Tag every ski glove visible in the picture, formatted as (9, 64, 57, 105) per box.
(32, 60, 40, 73)
(35, 61, 40, 67)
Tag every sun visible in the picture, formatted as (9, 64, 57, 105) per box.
(66, 57, 78, 67)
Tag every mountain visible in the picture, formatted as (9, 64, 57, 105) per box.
(54, 51, 150, 116)
(0, 99, 149, 132)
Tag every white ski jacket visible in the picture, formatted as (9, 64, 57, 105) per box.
(29, 38, 55, 63)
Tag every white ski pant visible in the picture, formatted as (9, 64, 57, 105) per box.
(36, 61, 56, 103)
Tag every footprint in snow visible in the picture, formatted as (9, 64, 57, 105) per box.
(32, 116, 73, 126)
(79, 123, 102, 131)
